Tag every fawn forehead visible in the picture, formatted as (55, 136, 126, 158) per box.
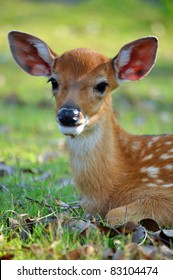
(54, 48, 110, 81)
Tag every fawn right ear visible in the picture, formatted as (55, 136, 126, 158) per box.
(113, 36, 158, 84)
(8, 31, 57, 76)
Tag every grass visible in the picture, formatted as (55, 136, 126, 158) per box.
(1, 0, 173, 259)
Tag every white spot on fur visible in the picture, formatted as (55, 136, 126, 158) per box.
(162, 183, 173, 188)
(142, 154, 153, 161)
(131, 142, 140, 151)
(147, 142, 153, 148)
(152, 136, 160, 143)
(165, 141, 172, 145)
(140, 167, 148, 173)
(147, 136, 160, 148)
(164, 164, 173, 170)
(160, 153, 173, 160)
(169, 148, 173, 153)
(140, 166, 159, 178)
(147, 183, 158, 187)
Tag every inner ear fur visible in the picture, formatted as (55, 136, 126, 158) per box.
(113, 36, 158, 83)
(8, 31, 57, 76)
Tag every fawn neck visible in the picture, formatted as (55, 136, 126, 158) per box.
(67, 96, 132, 212)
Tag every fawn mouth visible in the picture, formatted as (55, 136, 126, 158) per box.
(57, 119, 88, 137)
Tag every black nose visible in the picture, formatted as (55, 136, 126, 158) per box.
(57, 107, 80, 126)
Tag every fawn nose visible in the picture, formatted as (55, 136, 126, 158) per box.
(57, 107, 80, 126)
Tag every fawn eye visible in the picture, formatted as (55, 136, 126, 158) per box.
(48, 77, 59, 91)
(94, 81, 109, 94)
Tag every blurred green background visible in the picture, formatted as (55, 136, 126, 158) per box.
(0, 0, 173, 164)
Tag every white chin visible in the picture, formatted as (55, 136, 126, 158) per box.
(58, 123, 86, 137)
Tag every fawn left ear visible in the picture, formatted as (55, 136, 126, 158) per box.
(113, 36, 158, 84)
(8, 31, 57, 76)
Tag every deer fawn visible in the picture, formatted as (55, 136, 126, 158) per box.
(8, 31, 173, 227)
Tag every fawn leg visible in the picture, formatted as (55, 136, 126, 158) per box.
(105, 195, 173, 227)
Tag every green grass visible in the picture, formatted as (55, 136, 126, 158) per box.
(1, 0, 173, 259)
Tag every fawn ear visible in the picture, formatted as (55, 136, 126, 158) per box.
(113, 37, 158, 83)
(8, 31, 57, 76)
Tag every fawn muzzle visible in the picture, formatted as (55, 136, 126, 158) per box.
(56, 105, 88, 137)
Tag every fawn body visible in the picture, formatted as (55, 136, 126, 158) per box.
(8, 31, 173, 226)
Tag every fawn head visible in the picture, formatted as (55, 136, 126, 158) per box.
(8, 31, 158, 137)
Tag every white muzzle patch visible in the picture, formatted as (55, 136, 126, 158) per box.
(57, 116, 89, 137)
